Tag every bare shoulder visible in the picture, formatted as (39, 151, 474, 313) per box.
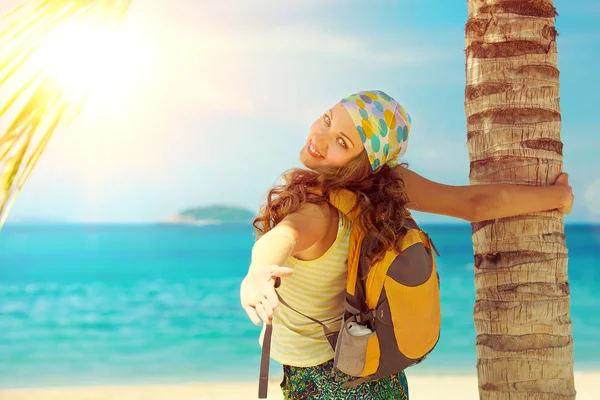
(281, 201, 331, 223)
(276, 202, 333, 255)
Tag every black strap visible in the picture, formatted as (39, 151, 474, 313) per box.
(258, 324, 272, 399)
(425, 232, 441, 256)
(277, 292, 342, 349)
(258, 278, 284, 399)
(276, 292, 340, 335)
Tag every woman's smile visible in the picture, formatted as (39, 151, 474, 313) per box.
(307, 141, 325, 159)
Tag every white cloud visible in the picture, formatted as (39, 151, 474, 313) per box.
(584, 177, 600, 218)
(158, 25, 454, 126)
(183, 25, 451, 67)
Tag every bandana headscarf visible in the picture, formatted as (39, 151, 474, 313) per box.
(340, 90, 411, 171)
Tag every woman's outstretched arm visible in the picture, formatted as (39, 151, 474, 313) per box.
(399, 168, 573, 222)
(240, 203, 331, 325)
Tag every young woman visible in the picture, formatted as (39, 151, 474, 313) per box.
(240, 90, 574, 399)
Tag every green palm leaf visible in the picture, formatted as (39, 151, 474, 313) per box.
(0, 0, 131, 228)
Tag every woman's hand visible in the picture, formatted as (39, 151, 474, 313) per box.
(554, 173, 574, 214)
(240, 265, 293, 326)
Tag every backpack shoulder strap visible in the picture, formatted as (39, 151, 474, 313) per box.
(305, 187, 361, 223)
(327, 189, 365, 297)
(328, 189, 361, 222)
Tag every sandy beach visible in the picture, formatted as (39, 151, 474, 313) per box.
(1, 373, 597, 400)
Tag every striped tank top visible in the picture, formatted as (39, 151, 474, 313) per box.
(260, 211, 351, 367)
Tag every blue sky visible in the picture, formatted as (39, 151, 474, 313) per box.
(1, 0, 598, 224)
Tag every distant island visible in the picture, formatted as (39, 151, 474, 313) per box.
(161, 205, 256, 225)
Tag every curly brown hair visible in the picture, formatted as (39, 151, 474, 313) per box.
(253, 151, 411, 266)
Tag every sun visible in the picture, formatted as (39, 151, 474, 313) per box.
(34, 18, 139, 106)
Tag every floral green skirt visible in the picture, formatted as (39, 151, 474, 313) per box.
(281, 359, 409, 400)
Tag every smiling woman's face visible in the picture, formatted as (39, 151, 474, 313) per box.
(299, 102, 365, 171)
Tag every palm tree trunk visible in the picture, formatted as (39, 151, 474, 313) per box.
(464, 1, 575, 399)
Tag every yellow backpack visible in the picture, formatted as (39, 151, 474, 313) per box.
(258, 189, 441, 398)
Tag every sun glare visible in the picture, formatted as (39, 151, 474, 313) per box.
(34, 19, 140, 106)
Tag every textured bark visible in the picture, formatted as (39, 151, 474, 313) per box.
(464, 0, 575, 398)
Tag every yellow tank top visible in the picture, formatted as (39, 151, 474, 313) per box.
(259, 211, 351, 367)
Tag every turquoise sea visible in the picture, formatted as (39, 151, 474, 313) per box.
(0, 223, 599, 389)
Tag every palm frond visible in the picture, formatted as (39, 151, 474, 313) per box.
(0, 0, 131, 228)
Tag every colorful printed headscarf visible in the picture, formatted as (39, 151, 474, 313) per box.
(340, 90, 411, 171)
